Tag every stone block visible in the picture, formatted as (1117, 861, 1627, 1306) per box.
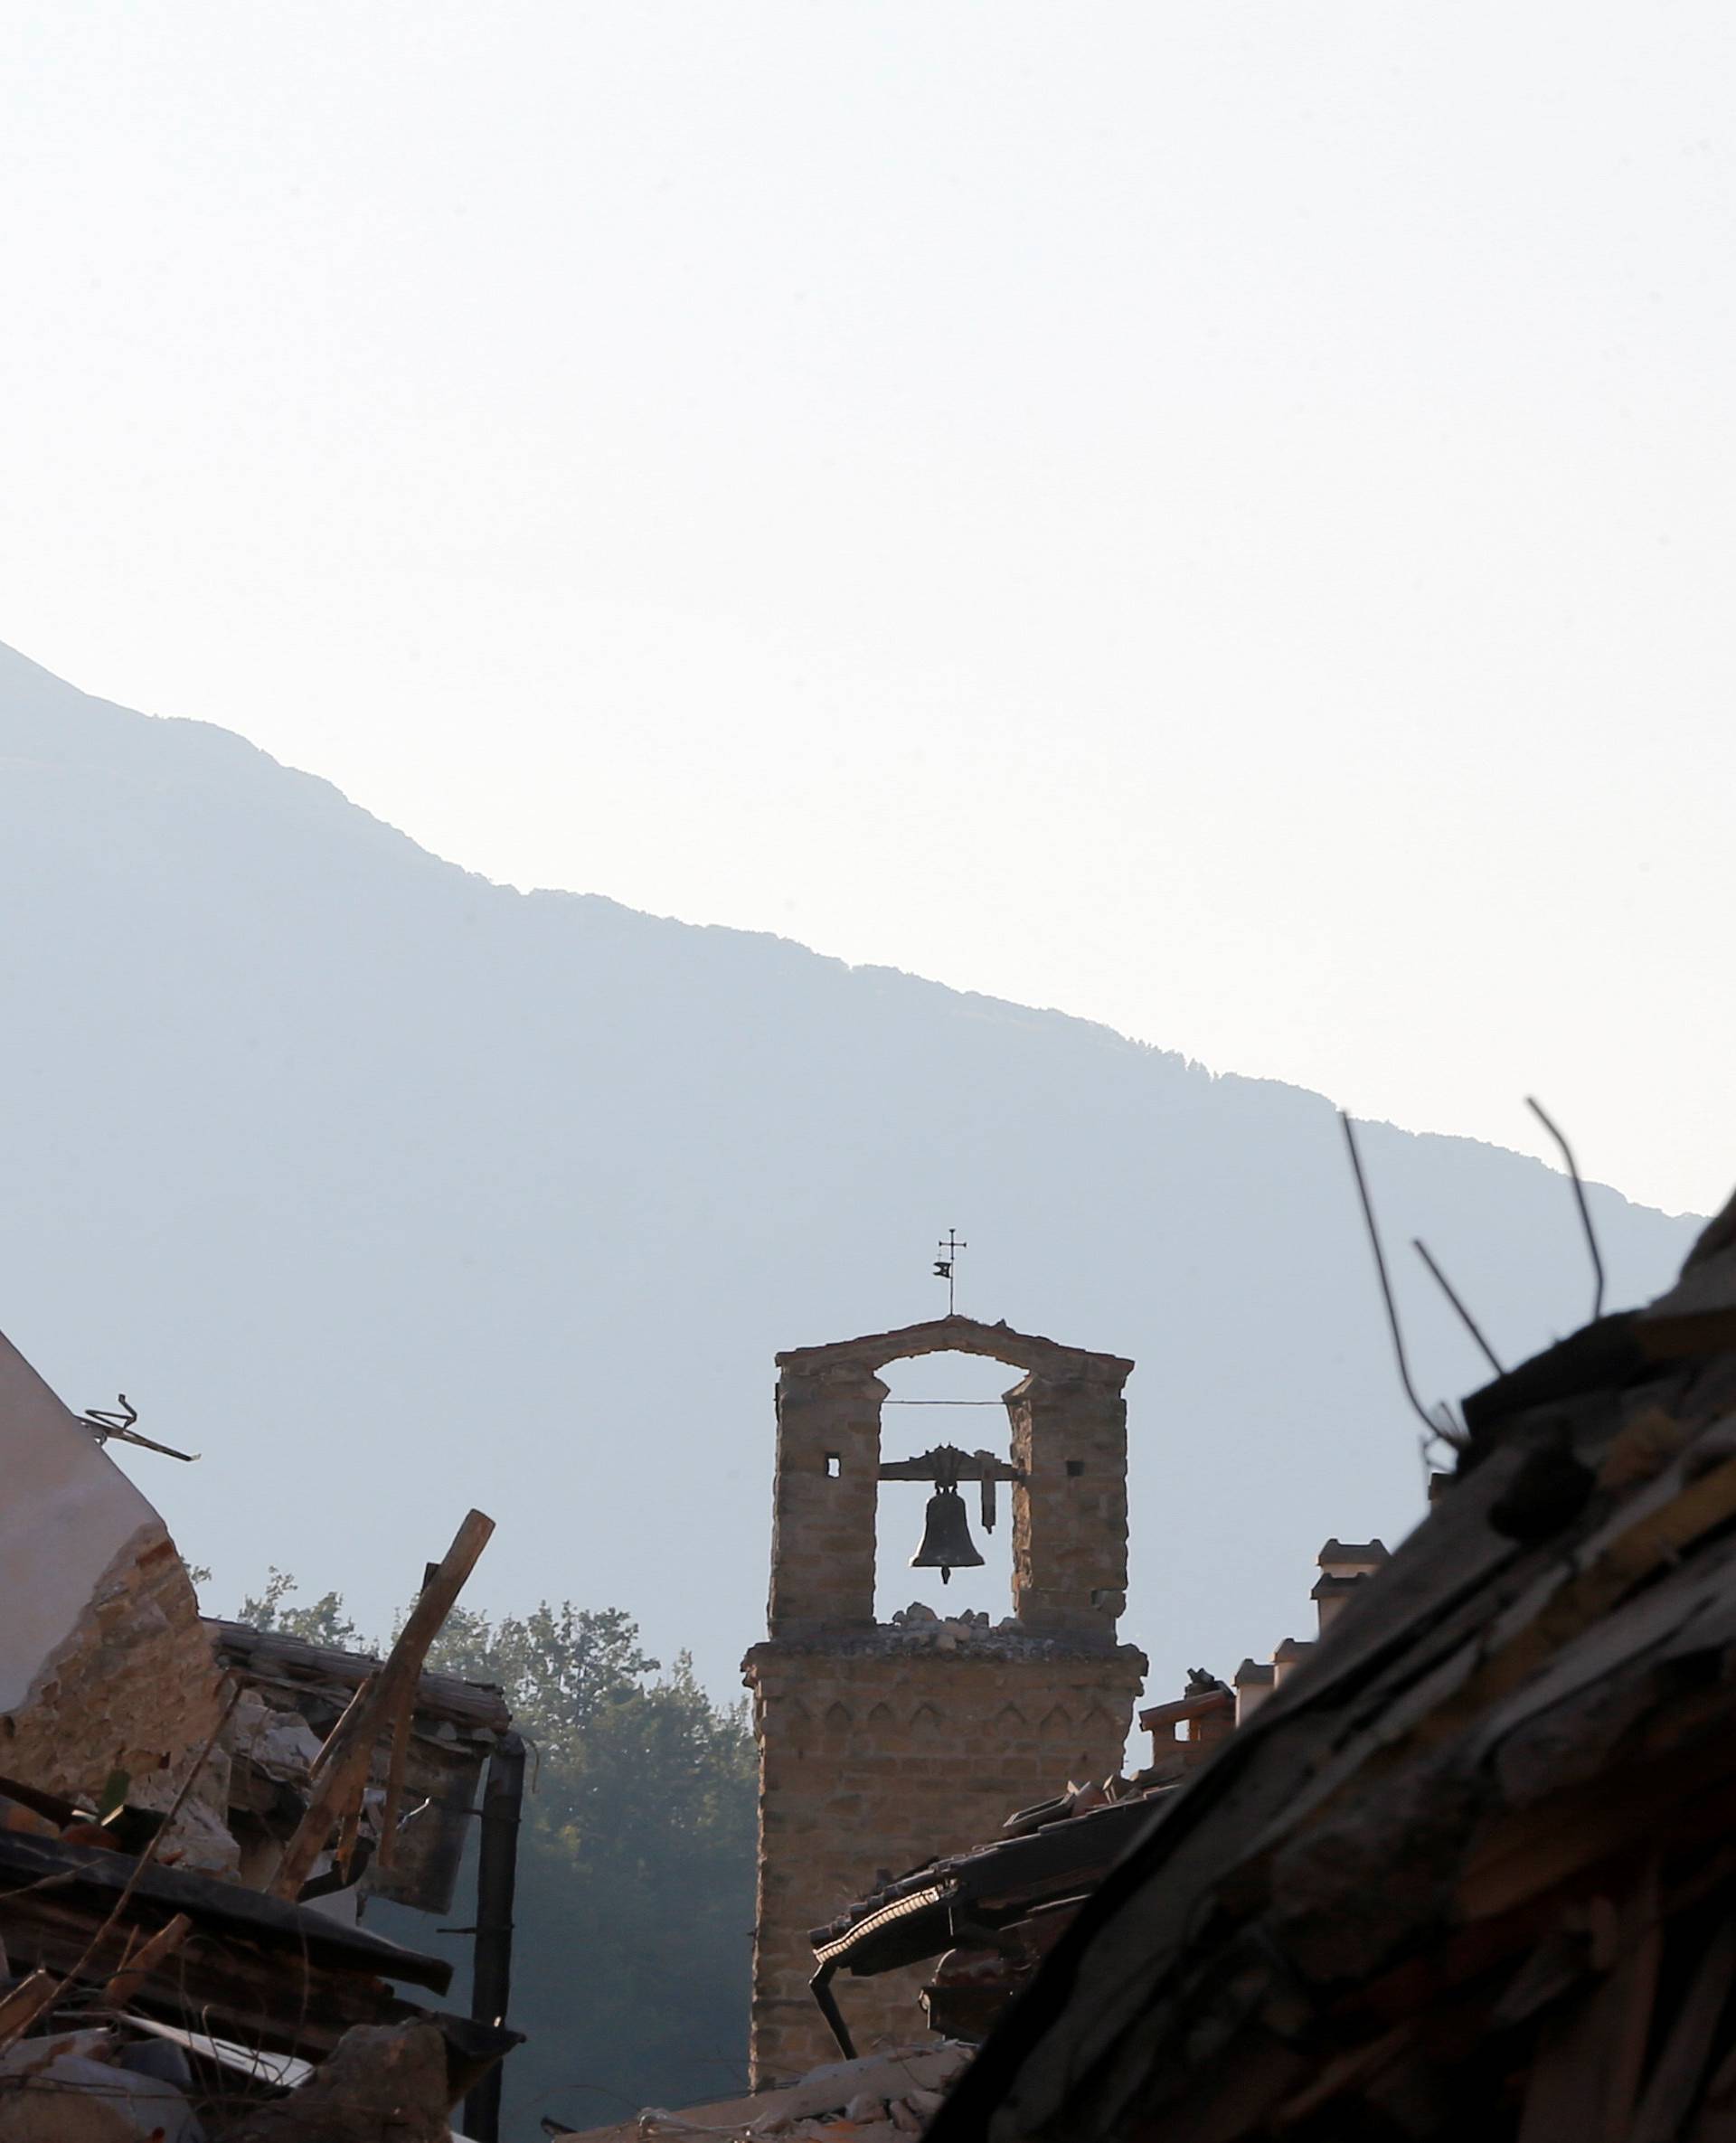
(749, 1316, 1139, 2081)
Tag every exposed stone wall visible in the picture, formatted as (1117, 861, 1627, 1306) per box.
(1007, 1370, 1129, 1637)
(767, 1364, 888, 1636)
(749, 1315, 1143, 2085)
(0, 1520, 235, 1869)
(743, 1638, 1146, 2084)
(0, 1326, 235, 1869)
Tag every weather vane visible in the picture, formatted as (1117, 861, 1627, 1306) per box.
(933, 1229, 967, 1316)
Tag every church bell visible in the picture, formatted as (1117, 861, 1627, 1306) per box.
(910, 1483, 986, 1584)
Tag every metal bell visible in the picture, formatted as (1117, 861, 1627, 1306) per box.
(910, 1484, 985, 1585)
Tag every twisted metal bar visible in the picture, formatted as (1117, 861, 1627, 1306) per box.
(1340, 1112, 1446, 1439)
(1412, 1238, 1505, 1377)
(1525, 1095, 1606, 1322)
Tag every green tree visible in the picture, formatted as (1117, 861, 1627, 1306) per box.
(235, 1566, 367, 1650)
(486, 1656, 757, 2128)
(419, 1600, 657, 1770)
(417, 1602, 756, 2121)
(230, 1576, 755, 2127)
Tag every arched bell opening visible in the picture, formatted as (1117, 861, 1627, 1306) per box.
(873, 1350, 1024, 1627)
(768, 1312, 1132, 1644)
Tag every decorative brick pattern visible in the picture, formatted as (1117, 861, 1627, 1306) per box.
(743, 1639, 1144, 2081)
(744, 1315, 1145, 2084)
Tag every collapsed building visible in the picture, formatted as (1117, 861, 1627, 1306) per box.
(0, 1329, 234, 1866)
(804, 1540, 1380, 2057)
(557, 1313, 1398, 2143)
(586, 1195, 1736, 2143)
(928, 1185, 1736, 2143)
(22, 1178, 1736, 2143)
(0, 1326, 523, 2141)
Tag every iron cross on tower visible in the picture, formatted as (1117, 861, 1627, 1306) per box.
(933, 1229, 967, 1316)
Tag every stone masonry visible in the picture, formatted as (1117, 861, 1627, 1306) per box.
(0, 1324, 235, 1868)
(1, 1522, 235, 1864)
(742, 1314, 1146, 2084)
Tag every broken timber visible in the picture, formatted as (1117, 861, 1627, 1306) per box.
(928, 1184, 1736, 2143)
(269, 1507, 495, 1900)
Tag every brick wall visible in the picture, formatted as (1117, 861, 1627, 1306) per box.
(0, 1520, 235, 1867)
(746, 1315, 1144, 2086)
(743, 1638, 1146, 2082)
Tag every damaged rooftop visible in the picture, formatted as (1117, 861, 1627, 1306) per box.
(5, 1186, 1735, 2143)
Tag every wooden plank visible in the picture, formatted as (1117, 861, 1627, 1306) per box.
(1686, 2037, 1736, 2143)
(0, 1970, 61, 2048)
(2, 1890, 408, 2059)
(376, 1676, 419, 1872)
(1461, 1314, 1648, 1438)
(1637, 1251, 1736, 1362)
(1470, 1529, 1736, 1770)
(307, 1670, 381, 1782)
(1139, 2034, 1312, 2143)
(1270, 2022, 1415, 2128)
(206, 1619, 513, 1734)
(1183, 1447, 1542, 1861)
(1410, 1455, 1736, 1763)
(1516, 1893, 1657, 2143)
(933, 1393, 1736, 2142)
(1631, 1919, 1736, 2143)
(269, 1508, 494, 1901)
(1518, 2003, 1609, 2143)
(102, 1912, 192, 2009)
(0, 1829, 450, 1991)
(1598, 1865, 1661, 2143)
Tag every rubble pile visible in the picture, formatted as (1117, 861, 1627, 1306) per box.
(770, 1617, 1122, 1665)
(219, 2021, 451, 2143)
(206, 1618, 516, 1920)
(805, 1761, 1183, 2057)
(557, 2043, 974, 2143)
(0, 2016, 453, 2143)
(932, 1185, 1736, 2142)
(0, 1326, 523, 2142)
(803, 1591, 1366, 2059)
(0, 1331, 234, 1872)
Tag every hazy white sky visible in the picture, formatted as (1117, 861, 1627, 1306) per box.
(3, 4, 1730, 1217)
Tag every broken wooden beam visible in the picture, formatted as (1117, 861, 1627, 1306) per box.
(269, 1508, 495, 1901)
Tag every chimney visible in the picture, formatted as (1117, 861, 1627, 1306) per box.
(1233, 1656, 1276, 1725)
(1313, 1538, 1390, 1636)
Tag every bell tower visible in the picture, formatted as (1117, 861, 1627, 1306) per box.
(741, 1314, 1147, 2085)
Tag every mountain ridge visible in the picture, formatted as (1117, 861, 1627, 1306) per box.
(0, 640, 1701, 1703)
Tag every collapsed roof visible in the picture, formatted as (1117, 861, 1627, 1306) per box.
(931, 1185, 1736, 2143)
(0, 1321, 523, 2139)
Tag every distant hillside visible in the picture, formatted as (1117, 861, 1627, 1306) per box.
(0, 639, 1702, 1702)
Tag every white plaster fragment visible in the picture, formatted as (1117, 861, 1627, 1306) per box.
(0, 1328, 165, 1714)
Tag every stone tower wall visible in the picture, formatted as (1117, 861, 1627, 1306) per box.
(1007, 1371, 1130, 1636)
(742, 1639, 1146, 2084)
(767, 1364, 888, 1635)
(745, 1315, 1144, 2088)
